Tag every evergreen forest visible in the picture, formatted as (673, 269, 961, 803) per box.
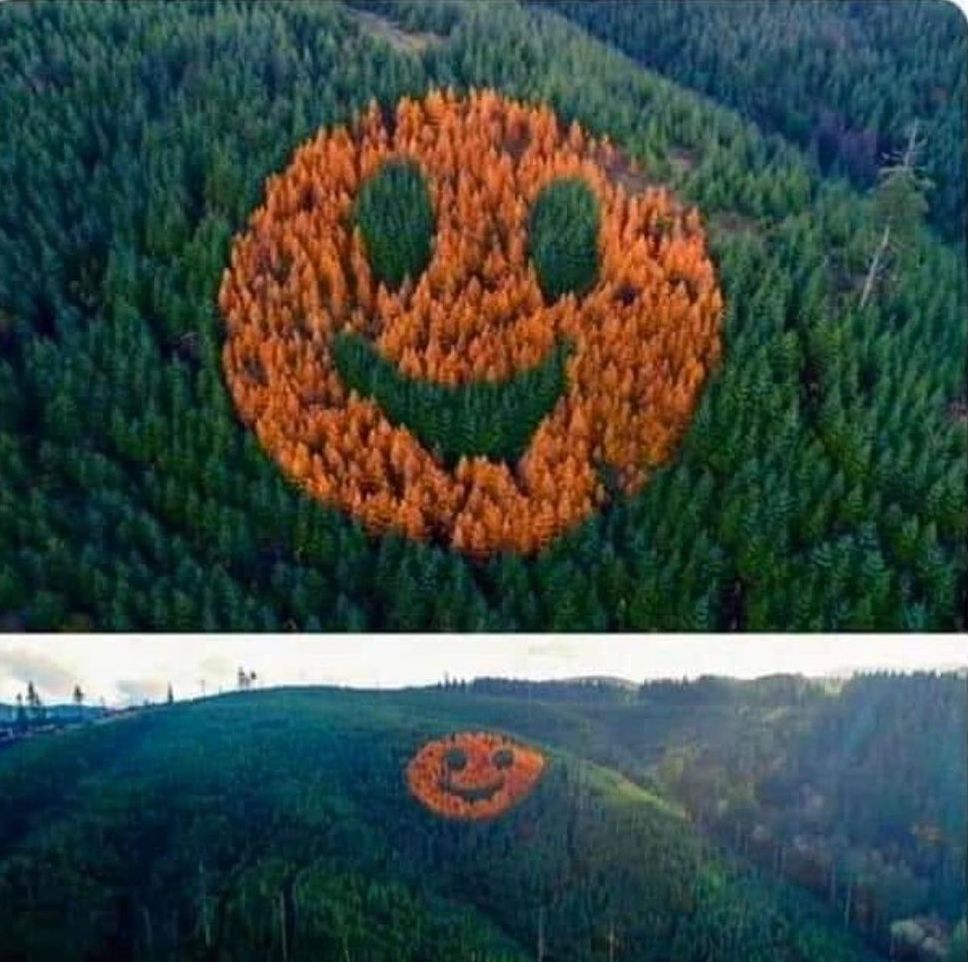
(0, 0, 965, 630)
(0, 673, 963, 961)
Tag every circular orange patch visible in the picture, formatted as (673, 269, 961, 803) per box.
(220, 89, 723, 556)
(406, 731, 546, 820)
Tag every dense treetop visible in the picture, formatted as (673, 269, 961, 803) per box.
(0, 681, 910, 962)
(0, 0, 964, 628)
(355, 157, 435, 290)
(462, 671, 968, 957)
(537, 0, 967, 243)
(406, 730, 546, 818)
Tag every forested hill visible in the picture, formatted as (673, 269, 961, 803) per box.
(1, 0, 965, 631)
(536, 0, 967, 243)
(465, 671, 967, 959)
(0, 683, 901, 962)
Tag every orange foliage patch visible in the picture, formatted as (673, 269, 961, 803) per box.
(406, 731, 546, 820)
(220, 89, 723, 555)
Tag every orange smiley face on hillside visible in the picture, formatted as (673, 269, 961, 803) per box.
(406, 731, 546, 820)
(219, 89, 723, 556)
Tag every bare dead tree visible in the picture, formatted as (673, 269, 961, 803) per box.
(859, 121, 928, 310)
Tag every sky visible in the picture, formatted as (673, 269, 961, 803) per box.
(0, 635, 965, 706)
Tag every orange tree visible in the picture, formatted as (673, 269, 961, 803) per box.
(406, 731, 546, 820)
(3, 2, 963, 631)
(220, 90, 723, 556)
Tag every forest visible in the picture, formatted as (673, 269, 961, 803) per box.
(538, 0, 967, 242)
(0, 674, 962, 961)
(468, 671, 967, 959)
(0, 0, 965, 629)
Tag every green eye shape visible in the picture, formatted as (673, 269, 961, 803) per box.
(528, 177, 600, 302)
(492, 747, 515, 770)
(443, 748, 468, 771)
(355, 159, 434, 290)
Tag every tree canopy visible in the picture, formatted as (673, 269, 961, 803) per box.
(0, 0, 963, 629)
(0, 680, 919, 962)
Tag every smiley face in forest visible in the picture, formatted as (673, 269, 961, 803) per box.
(220, 90, 722, 556)
(406, 731, 546, 820)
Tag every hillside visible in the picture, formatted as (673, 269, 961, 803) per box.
(0, 685, 891, 962)
(464, 672, 968, 957)
(0, 702, 103, 722)
(536, 0, 967, 242)
(0, 0, 964, 630)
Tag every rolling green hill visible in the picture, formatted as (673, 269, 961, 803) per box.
(0, 685, 893, 962)
(0, 0, 964, 630)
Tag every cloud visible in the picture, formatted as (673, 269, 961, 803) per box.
(0, 648, 76, 700)
(198, 654, 233, 681)
(525, 639, 577, 663)
(116, 678, 168, 705)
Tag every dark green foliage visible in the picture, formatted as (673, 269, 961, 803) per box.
(0, 0, 963, 630)
(529, 177, 600, 301)
(949, 920, 967, 962)
(493, 747, 515, 769)
(872, 150, 931, 249)
(356, 158, 435, 289)
(539, 0, 967, 243)
(443, 746, 468, 770)
(466, 672, 967, 956)
(332, 331, 569, 465)
(641, 674, 967, 949)
(0, 685, 893, 962)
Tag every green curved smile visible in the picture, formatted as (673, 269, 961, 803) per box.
(439, 774, 507, 803)
(332, 332, 570, 467)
